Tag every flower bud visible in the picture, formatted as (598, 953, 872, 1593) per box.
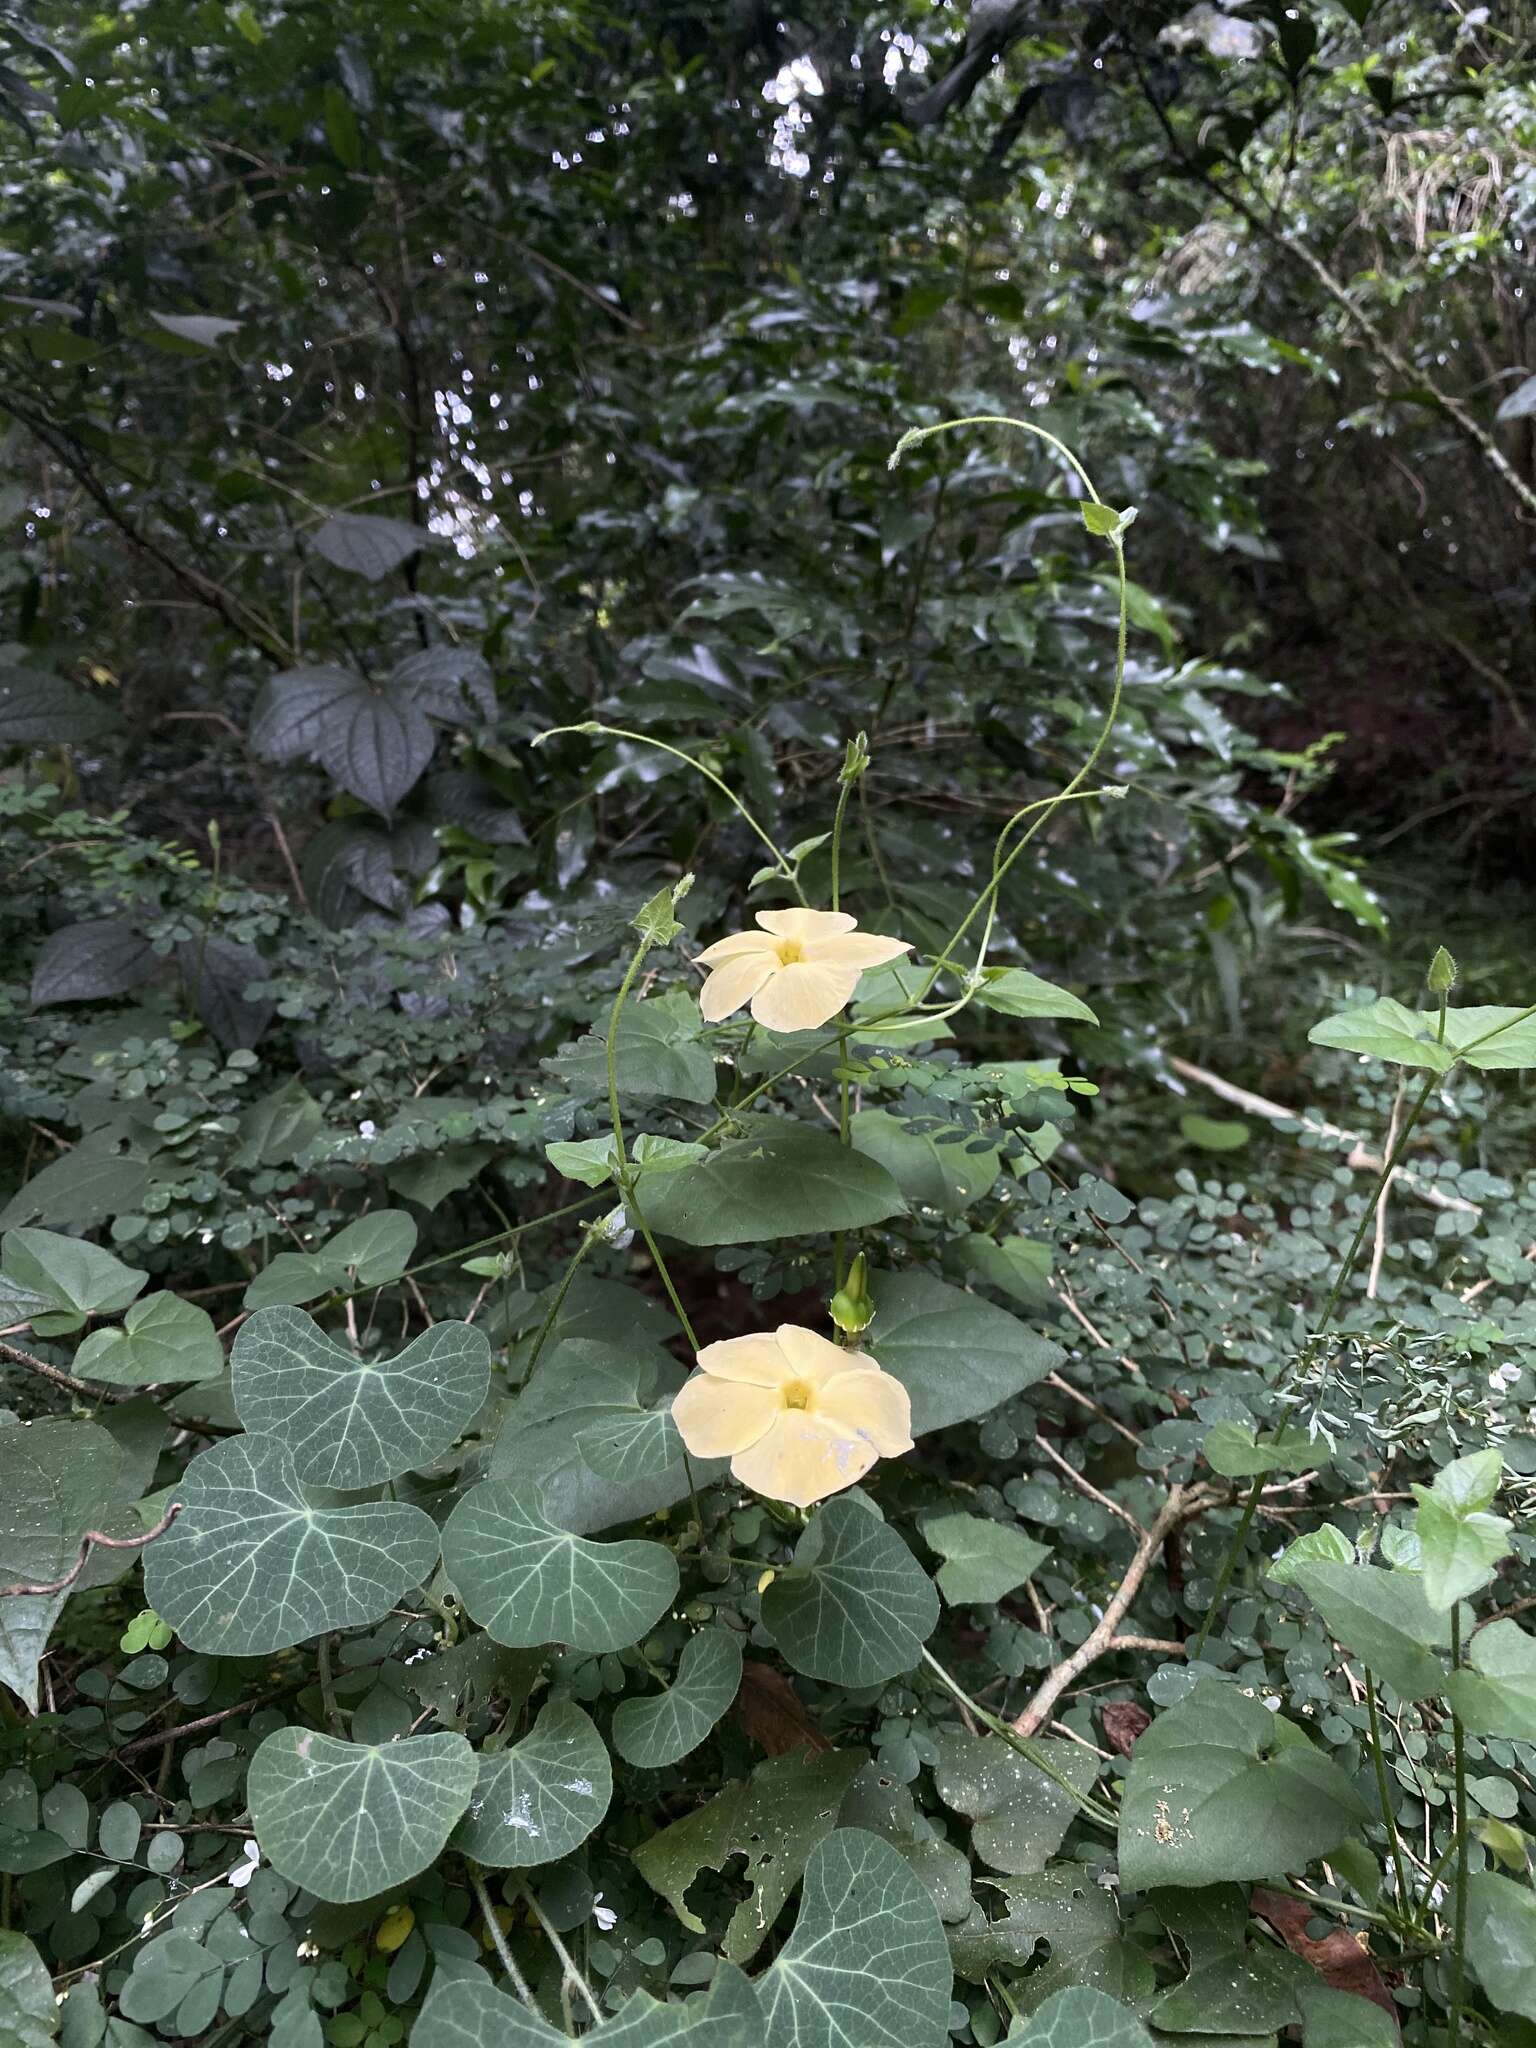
(1428, 946, 1457, 994)
(829, 1251, 876, 1335)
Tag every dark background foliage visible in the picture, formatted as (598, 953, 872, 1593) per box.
(3, 3, 1536, 2045)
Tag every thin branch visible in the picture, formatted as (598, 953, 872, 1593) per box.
(1167, 1056, 1478, 1213)
(1033, 1433, 1144, 1536)
(0, 1503, 182, 1599)
(117, 1697, 266, 1758)
(1012, 1485, 1218, 1738)
(0, 1337, 97, 1399)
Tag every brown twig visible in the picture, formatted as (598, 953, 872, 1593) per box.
(1033, 1432, 1144, 1536)
(0, 1503, 182, 1599)
(117, 1696, 265, 1758)
(0, 1337, 97, 1399)
(1012, 1485, 1218, 1738)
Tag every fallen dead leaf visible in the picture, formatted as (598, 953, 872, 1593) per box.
(734, 1660, 831, 1757)
(1252, 1886, 1400, 2037)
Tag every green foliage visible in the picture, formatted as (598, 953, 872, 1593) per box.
(2, 0, 1534, 2040)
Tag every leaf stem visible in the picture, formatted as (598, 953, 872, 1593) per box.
(1448, 1605, 1469, 2048)
(466, 1865, 536, 2008)
(1365, 1670, 1414, 1927)
(517, 1878, 604, 2024)
(919, 1647, 1117, 1830)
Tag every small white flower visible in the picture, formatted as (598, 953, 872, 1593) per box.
(228, 1840, 261, 1889)
(140, 1911, 157, 1936)
(591, 1892, 618, 1933)
(296, 1937, 320, 1960)
(358, 1120, 378, 1140)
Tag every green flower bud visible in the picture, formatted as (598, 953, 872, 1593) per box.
(1428, 946, 1457, 994)
(829, 1251, 876, 1335)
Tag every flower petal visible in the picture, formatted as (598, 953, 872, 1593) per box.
(696, 930, 779, 966)
(730, 1413, 878, 1508)
(695, 1332, 794, 1386)
(755, 908, 857, 941)
(699, 953, 777, 1022)
(801, 931, 912, 971)
(749, 961, 860, 1033)
(672, 1372, 781, 1457)
(775, 1322, 857, 1390)
(816, 1367, 914, 1458)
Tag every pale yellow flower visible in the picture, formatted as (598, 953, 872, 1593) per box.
(671, 1322, 914, 1509)
(695, 908, 910, 1033)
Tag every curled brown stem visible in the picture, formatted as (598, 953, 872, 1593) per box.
(0, 1503, 183, 1600)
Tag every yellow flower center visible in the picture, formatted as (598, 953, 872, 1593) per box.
(780, 1379, 813, 1411)
(773, 938, 805, 966)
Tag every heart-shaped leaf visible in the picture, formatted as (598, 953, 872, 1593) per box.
(442, 1482, 679, 1652)
(921, 1512, 1049, 1607)
(866, 1273, 1059, 1435)
(1117, 1685, 1369, 1890)
(250, 665, 434, 814)
(613, 1628, 744, 1769)
(311, 512, 425, 581)
(934, 1733, 1100, 1873)
(0, 1929, 56, 2048)
(576, 1400, 685, 1482)
(849, 1109, 1000, 1217)
(1007, 1988, 1155, 2046)
(1308, 998, 1456, 1071)
(760, 1829, 952, 2048)
(1, 1227, 146, 1336)
(243, 1209, 418, 1310)
(1290, 1560, 1450, 1699)
(1, 1419, 126, 1710)
(1467, 1870, 1536, 2021)
(413, 1959, 763, 2046)
(1446, 1620, 1536, 1740)
(249, 1728, 475, 1902)
(451, 1700, 611, 1867)
(144, 1435, 440, 1655)
(75, 1293, 225, 1386)
(762, 1498, 938, 1687)
(641, 1125, 904, 1246)
(231, 1307, 490, 1487)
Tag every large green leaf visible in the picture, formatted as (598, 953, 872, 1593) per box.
(934, 1732, 1100, 1873)
(761, 1498, 938, 1686)
(866, 1272, 1059, 1434)
(243, 1209, 418, 1311)
(635, 1750, 866, 1965)
(413, 1960, 763, 2046)
(760, 1829, 952, 2048)
(1439, 1003, 1536, 1070)
(451, 1700, 611, 1867)
(0, 1226, 146, 1336)
(849, 1109, 999, 1216)
(1306, 999, 1455, 1072)
(1467, 1870, 1536, 2021)
(74, 1292, 226, 1385)
(1413, 1490, 1512, 1611)
(0, 1419, 125, 1710)
(951, 1869, 1153, 2010)
(491, 1338, 722, 1535)
(1289, 1560, 1450, 1699)
(613, 1627, 744, 1768)
(1008, 1989, 1154, 2046)
(143, 1435, 441, 1655)
(641, 1125, 904, 1245)
(442, 1481, 679, 1652)
(231, 1307, 490, 1487)
(971, 968, 1098, 1025)
(550, 991, 718, 1105)
(0, 1929, 57, 2048)
(1446, 1620, 1536, 1740)
(921, 1512, 1049, 1606)
(1117, 1685, 1369, 1889)
(248, 1728, 476, 1903)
